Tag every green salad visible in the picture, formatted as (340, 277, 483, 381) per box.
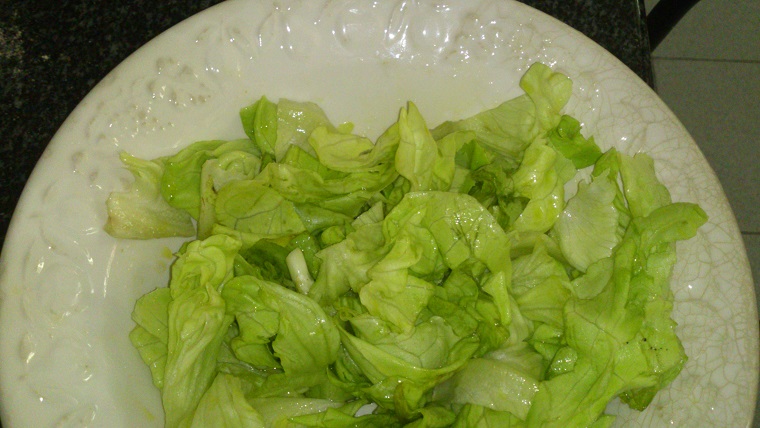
(105, 63, 707, 427)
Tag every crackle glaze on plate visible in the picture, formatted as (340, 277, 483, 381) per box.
(0, 0, 757, 426)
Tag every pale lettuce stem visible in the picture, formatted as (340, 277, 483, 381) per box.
(287, 248, 314, 294)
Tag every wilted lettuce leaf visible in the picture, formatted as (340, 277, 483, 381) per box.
(394, 101, 477, 195)
(223, 274, 340, 377)
(431, 63, 572, 166)
(291, 406, 403, 428)
(129, 287, 172, 389)
(160, 139, 260, 220)
(452, 404, 527, 427)
(187, 374, 265, 427)
(105, 153, 195, 239)
(546, 114, 602, 169)
(248, 397, 344, 428)
(161, 235, 239, 428)
(240, 96, 343, 163)
(554, 174, 621, 272)
(434, 354, 540, 420)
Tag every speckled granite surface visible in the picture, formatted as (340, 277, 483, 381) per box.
(0, 0, 651, 248)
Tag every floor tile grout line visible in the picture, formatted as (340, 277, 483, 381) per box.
(652, 56, 760, 65)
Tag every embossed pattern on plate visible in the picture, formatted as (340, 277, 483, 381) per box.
(0, 0, 757, 426)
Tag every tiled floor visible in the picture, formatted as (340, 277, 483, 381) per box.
(644, 0, 760, 425)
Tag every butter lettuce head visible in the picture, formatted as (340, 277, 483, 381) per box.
(111, 62, 706, 427)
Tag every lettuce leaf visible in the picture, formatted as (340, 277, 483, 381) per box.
(187, 374, 266, 427)
(105, 153, 195, 239)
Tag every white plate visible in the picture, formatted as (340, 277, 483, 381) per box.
(0, 0, 757, 426)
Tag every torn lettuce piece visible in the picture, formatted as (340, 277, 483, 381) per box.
(383, 192, 511, 275)
(197, 147, 262, 239)
(395, 102, 471, 192)
(431, 62, 572, 166)
(309, 218, 388, 306)
(338, 325, 479, 415)
(160, 234, 240, 428)
(160, 139, 260, 220)
(186, 374, 265, 428)
(554, 173, 621, 272)
(452, 404, 527, 427)
(546, 114, 602, 169)
(436, 357, 539, 421)
(105, 152, 195, 239)
(239, 96, 278, 161)
(619, 152, 673, 218)
(240, 96, 347, 163)
(212, 181, 309, 247)
(222, 275, 340, 377)
(248, 397, 344, 428)
(309, 124, 397, 174)
(509, 141, 573, 234)
(162, 272, 232, 428)
(129, 287, 173, 389)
